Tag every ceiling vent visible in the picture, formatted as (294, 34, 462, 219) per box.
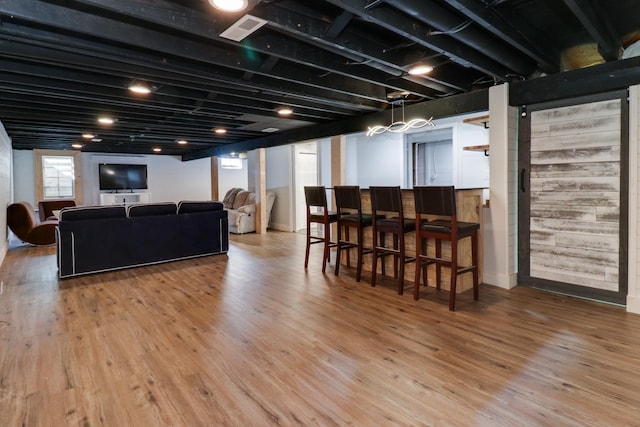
(220, 14, 267, 42)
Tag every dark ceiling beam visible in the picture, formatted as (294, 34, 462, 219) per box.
(183, 89, 490, 161)
(0, 32, 381, 113)
(509, 56, 640, 106)
(325, 0, 514, 79)
(561, 0, 621, 61)
(325, 10, 354, 39)
(252, 4, 468, 93)
(440, 0, 558, 73)
(0, 1, 390, 104)
(382, 0, 536, 76)
(53, 0, 438, 100)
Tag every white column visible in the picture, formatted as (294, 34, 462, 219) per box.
(483, 83, 518, 288)
(628, 85, 640, 313)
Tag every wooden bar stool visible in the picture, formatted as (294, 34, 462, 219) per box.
(370, 186, 415, 294)
(333, 185, 372, 282)
(413, 185, 480, 311)
(304, 186, 338, 273)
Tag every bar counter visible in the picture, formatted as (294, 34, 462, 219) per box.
(336, 188, 484, 293)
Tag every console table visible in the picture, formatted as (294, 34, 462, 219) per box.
(99, 192, 151, 205)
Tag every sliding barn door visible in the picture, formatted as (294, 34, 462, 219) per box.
(518, 92, 628, 304)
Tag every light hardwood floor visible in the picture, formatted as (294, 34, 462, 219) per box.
(1, 231, 640, 426)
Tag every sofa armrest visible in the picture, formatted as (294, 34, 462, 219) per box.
(236, 205, 255, 214)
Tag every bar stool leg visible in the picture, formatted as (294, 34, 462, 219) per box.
(322, 223, 331, 273)
(356, 225, 364, 282)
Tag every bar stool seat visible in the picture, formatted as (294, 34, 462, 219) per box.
(413, 185, 479, 311)
(304, 186, 338, 273)
(333, 185, 373, 282)
(370, 186, 415, 294)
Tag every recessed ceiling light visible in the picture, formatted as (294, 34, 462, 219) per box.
(278, 107, 293, 116)
(82, 132, 95, 139)
(408, 64, 434, 75)
(261, 127, 279, 133)
(71, 143, 83, 149)
(152, 147, 162, 152)
(209, 0, 248, 12)
(91, 138, 102, 143)
(214, 128, 227, 135)
(98, 116, 114, 125)
(128, 82, 151, 94)
(177, 139, 188, 145)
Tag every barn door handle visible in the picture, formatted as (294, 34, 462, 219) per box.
(520, 169, 526, 192)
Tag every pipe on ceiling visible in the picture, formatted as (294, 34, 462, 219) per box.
(383, 0, 537, 77)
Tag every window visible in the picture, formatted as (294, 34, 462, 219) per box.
(34, 149, 82, 204)
(42, 156, 74, 198)
(221, 157, 243, 169)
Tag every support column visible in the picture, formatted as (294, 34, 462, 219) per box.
(483, 83, 518, 289)
(254, 148, 267, 234)
(210, 156, 219, 201)
(628, 85, 640, 313)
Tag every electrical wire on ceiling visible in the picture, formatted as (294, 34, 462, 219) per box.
(429, 20, 472, 36)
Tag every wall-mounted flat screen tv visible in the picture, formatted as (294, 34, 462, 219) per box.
(99, 163, 148, 191)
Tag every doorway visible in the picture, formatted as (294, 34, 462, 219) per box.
(294, 141, 319, 232)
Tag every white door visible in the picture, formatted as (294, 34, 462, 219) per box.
(294, 142, 318, 232)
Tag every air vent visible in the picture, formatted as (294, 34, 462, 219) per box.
(220, 14, 268, 42)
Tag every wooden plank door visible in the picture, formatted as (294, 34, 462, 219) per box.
(518, 92, 628, 304)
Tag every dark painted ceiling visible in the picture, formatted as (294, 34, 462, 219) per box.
(0, 0, 638, 159)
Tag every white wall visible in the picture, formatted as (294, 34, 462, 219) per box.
(14, 151, 212, 207)
(12, 150, 35, 206)
(349, 131, 405, 187)
(218, 158, 248, 198)
(344, 113, 490, 189)
(266, 144, 293, 231)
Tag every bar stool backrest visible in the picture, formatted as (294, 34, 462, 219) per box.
(334, 186, 362, 214)
(304, 186, 328, 210)
(370, 186, 403, 214)
(414, 185, 456, 216)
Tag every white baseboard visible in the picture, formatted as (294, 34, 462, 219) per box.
(269, 222, 291, 232)
(482, 271, 518, 289)
(0, 240, 7, 268)
(627, 295, 640, 314)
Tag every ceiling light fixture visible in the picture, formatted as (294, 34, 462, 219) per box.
(209, 0, 248, 12)
(71, 143, 83, 149)
(98, 116, 114, 125)
(278, 107, 293, 116)
(214, 128, 227, 135)
(152, 147, 162, 152)
(408, 64, 434, 75)
(82, 132, 95, 139)
(177, 139, 188, 145)
(366, 99, 435, 136)
(128, 82, 152, 94)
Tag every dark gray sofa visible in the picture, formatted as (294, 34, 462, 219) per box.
(56, 201, 228, 278)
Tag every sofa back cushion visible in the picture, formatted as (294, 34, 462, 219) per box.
(128, 202, 177, 217)
(178, 200, 224, 214)
(232, 191, 254, 209)
(60, 205, 127, 221)
(222, 188, 243, 209)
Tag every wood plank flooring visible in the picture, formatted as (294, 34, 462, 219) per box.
(1, 231, 640, 426)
